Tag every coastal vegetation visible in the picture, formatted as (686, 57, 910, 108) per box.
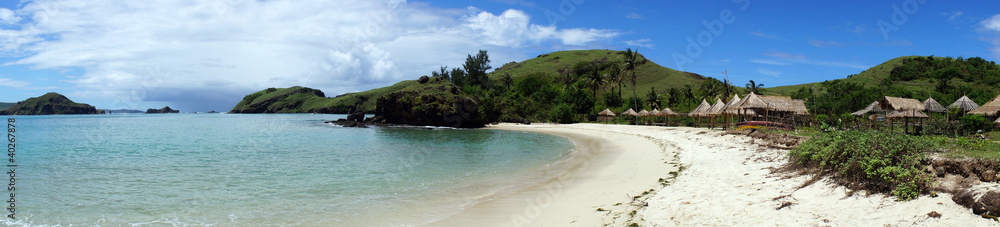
(0, 92, 98, 115)
(789, 130, 933, 201)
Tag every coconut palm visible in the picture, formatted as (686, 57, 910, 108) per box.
(622, 48, 640, 113)
(604, 63, 623, 100)
(585, 62, 605, 107)
(499, 73, 513, 91)
(746, 80, 764, 94)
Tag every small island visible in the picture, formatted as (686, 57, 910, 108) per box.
(146, 106, 180, 114)
(0, 92, 99, 115)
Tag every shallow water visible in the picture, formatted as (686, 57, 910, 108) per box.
(2, 114, 572, 226)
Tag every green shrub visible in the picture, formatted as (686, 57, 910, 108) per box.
(960, 115, 992, 134)
(551, 103, 575, 124)
(789, 130, 933, 201)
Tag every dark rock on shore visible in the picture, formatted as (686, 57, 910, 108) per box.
(146, 106, 180, 114)
(0, 92, 98, 115)
(347, 112, 365, 122)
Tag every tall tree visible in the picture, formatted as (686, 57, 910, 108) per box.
(646, 87, 660, 110)
(683, 84, 695, 106)
(463, 50, 492, 88)
(499, 73, 514, 91)
(585, 62, 605, 109)
(604, 63, 623, 100)
(622, 48, 640, 113)
(745, 80, 764, 94)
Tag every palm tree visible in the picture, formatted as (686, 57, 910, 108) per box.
(683, 84, 695, 106)
(746, 80, 764, 94)
(700, 78, 720, 100)
(585, 62, 605, 107)
(721, 70, 734, 102)
(622, 48, 640, 113)
(604, 64, 623, 100)
(499, 73, 513, 91)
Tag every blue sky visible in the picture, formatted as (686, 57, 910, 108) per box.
(0, 0, 999, 112)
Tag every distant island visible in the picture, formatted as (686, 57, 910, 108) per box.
(0, 92, 98, 115)
(146, 106, 180, 114)
(103, 109, 145, 114)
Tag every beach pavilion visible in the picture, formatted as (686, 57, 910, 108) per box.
(923, 96, 948, 113)
(879, 96, 928, 133)
(969, 94, 1000, 117)
(598, 108, 616, 123)
(724, 92, 809, 127)
(949, 95, 980, 114)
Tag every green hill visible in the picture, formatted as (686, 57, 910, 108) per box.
(230, 80, 416, 113)
(0, 92, 99, 115)
(491, 49, 708, 101)
(0, 102, 13, 111)
(769, 55, 1000, 115)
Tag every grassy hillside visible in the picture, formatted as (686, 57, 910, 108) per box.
(231, 80, 417, 113)
(491, 49, 707, 100)
(769, 55, 1000, 115)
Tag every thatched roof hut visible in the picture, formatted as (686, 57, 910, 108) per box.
(622, 108, 638, 116)
(660, 107, 679, 116)
(922, 96, 947, 113)
(650, 109, 662, 116)
(969, 94, 1000, 116)
(791, 100, 809, 115)
(724, 92, 806, 115)
(689, 99, 712, 116)
(886, 110, 929, 118)
(851, 101, 884, 116)
(949, 95, 980, 112)
(879, 96, 925, 112)
(638, 109, 650, 116)
(598, 108, 616, 116)
(706, 98, 727, 116)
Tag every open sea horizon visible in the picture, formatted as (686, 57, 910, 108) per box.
(1, 114, 573, 226)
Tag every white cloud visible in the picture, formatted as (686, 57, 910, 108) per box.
(623, 39, 654, 48)
(626, 13, 643, 19)
(808, 40, 845, 47)
(0, 77, 29, 87)
(0, 0, 618, 110)
(979, 14, 1000, 59)
(750, 31, 783, 40)
(944, 11, 963, 21)
(761, 51, 805, 59)
(757, 68, 781, 77)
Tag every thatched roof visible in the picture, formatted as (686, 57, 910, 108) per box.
(706, 98, 727, 115)
(949, 95, 980, 112)
(726, 94, 741, 106)
(969, 94, 1000, 116)
(638, 109, 650, 116)
(879, 96, 925, 112)
(621, 108, 638, 116)
(660, 107, 679, 116)
(598, 108, 616, 116)
(650, 109, 662, 116)
(688, 99, 712, 116)
(886, 110, 929, 118)
(791, 100, 809, 115)
(851, 101, 884, 116)
(922, 97, 947, 113)
(723, 92, 807, 115)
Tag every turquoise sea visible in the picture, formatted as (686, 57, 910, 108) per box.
(2, 114, 573, 226)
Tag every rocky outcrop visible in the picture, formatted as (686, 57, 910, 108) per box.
(953, 184, 1000, 216)
(0, 92, 98, 115)
(146, 106, 180, 114)
(375, 78, 484, 128)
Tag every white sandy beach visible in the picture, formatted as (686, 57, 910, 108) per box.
(428, 123, 995, 226)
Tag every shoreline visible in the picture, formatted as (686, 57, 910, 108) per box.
(428, 123, 995, 226)
(427, 123, 678, 226)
